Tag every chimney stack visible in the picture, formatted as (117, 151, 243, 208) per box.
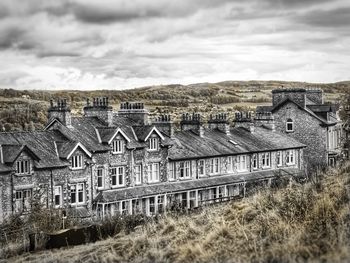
(83, 97, 113, 126)
(47, 98, 72, 127)
(180, 112, 204, 137)
(254, 112, 275, 131)
(234, 111, 255, 133)
(118, 102, 149, 126)
(208, 113, 230, 135)
(153, 114, 174, 137)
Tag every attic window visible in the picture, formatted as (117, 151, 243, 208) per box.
(16, 160, 30, 175)
(286, 118, 294, 132)
(149, 137, 159, 151)
(71, 155, 83, 169)
(112, 139, 124, 154)
(229, 140, 238, 146)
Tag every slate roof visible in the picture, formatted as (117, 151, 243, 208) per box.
(0, 163, 12, 173)
(95, 168, 300, 202)
(68, 117, 110, 152)
(0, 130, 69, 169)
(2, 145, 24, 163)
(169, 126, 305, 161)
(56, 141, 79, 159)
(133, 125, 154, 141)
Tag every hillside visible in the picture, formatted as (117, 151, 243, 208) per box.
(0, 80, 349, 132)
(8, 162, 350, 263)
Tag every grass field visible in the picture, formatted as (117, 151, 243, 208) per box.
(6, 162, 350, 263)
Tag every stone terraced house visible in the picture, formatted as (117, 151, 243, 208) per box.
(257, 88, 343, 168)
(0, 96, 306, 222)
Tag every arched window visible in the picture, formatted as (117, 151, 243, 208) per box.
(286, 118, 294, 132)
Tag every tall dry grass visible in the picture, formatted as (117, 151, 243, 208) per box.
(8, 162, 350, 263)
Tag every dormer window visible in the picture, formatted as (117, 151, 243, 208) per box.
(286, 118, 294, 132)
(149, 137, 159, 151)
(16, 160, 30, 174)
(71, 155, 83, 169)
(112, 139, 124, 154)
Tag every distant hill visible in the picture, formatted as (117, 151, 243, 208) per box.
(0, 80, 349, 131)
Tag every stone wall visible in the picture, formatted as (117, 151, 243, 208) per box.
(273, 101, 327, 167)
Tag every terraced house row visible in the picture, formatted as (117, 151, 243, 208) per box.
(0, 88, 341, 222)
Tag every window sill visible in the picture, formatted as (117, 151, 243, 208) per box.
(286, 130, 294, 133)
(15, 173, 32, 176)
(112, 152, 123, 155)
(148, 149, 159, 152)
(148, 181, 160, 184)
(70, 203, 85, 207)
(111, 185, 125, 189)
(179, 177, 192, 181)
(71, 167, 84, 171)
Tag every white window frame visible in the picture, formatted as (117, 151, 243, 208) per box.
(277, 151, 283, 167)
(169, 162, 176, 181)
(16, 159, 30, 175)
(97, 168, 104, 189)
(261, 152, 270, 168)
(286, 150, 295, 165)
(111, 166, 125, 187)
(237, 155, 247, 172)
(198, 159, 205, 176)
(71, 155, 83, 169)
(54, 185, 62, 207)
(210, 158, 220, 174)
(148, 163, 160, 183)
(179, 161, 191, 179)
(227, 156, 234, 173)
(149, 137, 159, 151)
(252, 154, 258, 169)
(135, 164, 142, 185)
(70, 183, 85, 205)
(112, 139, 124, 154)
(286, 118, 294, 132)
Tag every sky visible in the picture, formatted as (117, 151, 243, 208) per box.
(0, 0, 349, 90)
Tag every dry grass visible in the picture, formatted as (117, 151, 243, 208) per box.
(7, 163, 350, 263)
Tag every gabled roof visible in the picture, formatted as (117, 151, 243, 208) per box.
(56, 141, 92, 159)
(133, 125, 165, 141)
(2, 144, 40, 163)
(44, 118, 63, 131)
(108, 128, 131, 144)
(271, 98, 337, 126)
(0, 130, 70, 168)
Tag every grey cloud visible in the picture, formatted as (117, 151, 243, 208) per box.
(70, 3, 161, 24)
(296, 7, 350, 28)
(263, 0, 330, 8)
(0, 25, 27, 49)
(37, 50, 81, 58)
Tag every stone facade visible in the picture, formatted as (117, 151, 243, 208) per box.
(258, 88, 343, 168)
(0, 97, 307, 222)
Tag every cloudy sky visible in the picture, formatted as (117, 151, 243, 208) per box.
(0, 0, 349, 90)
